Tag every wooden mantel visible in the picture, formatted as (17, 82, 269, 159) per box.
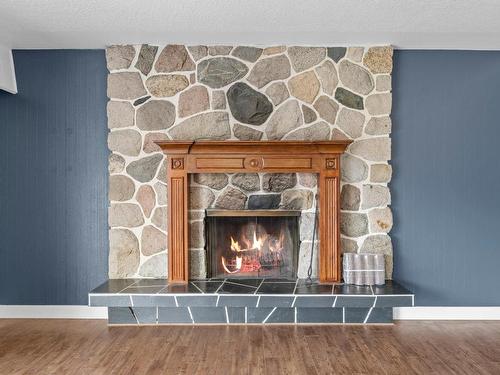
(155, 140, 352, 283)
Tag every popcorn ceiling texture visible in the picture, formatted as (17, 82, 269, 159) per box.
(106, 44, 393, 279)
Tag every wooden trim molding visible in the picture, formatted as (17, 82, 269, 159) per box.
(156, 140, 351, 284)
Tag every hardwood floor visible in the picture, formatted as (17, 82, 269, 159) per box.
(1, 320, 500, 374)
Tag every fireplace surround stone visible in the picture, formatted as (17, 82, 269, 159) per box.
(106, 44, 393, 281)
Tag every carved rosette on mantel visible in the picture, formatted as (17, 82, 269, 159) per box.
(155, 140, 351, 283)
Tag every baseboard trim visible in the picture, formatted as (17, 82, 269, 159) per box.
(394, 307, 500, 320)
(1, 306, 498, 320)
(0, 305, 107, 319)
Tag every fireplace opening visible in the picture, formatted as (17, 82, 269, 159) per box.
(205, 210, 300, 279)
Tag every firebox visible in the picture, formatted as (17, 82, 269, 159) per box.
(205, 209, 300, 279)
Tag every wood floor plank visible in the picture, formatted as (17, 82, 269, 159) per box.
(1, 320, 500, 374)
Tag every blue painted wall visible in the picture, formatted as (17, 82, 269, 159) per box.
(392, 50, 500, 306)
(0, 50, 108, 305)
(1, 50, 499, 306)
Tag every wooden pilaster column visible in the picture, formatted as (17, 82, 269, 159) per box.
(319, 156, 341, 283)
(166, 154, 189, 283)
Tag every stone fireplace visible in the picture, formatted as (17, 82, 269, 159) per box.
(106, 44, 394, 282)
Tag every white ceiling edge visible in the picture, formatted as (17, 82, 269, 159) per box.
(1, 0, 500, 50)
(0, 46, 17, 94)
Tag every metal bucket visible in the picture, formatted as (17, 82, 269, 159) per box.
(343, 253, 385, 285)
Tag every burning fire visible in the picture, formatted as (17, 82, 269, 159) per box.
(221, 230, 283, 274)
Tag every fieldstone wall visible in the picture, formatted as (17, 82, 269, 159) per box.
(106, 44, 393, 279)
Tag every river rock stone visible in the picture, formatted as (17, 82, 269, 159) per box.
(366, 93, 392, 115)
(315, 60, 338, 96)
(151, 206, 167, 231)
(288, 71, 320, 104)
(365, 116, 392, 135)
(106, 45, 135, 70)
(281, 189, 313, 210)
(360, 234, 393, 278)
(109, 175, 135, 201)
(327, 47, 346, 62)
(263, 173, 297, 192)
(347, 47, 364, 62)
(146, 74, 189, 97)
(297, 242, 318, 278)
(157, 160, 167, 183)
(107, 72, 146, 100)
(108, 129, 141, 156)
(248, 194, 281, 209)
(370, 164, 392, 183)
(313, 95, 339, 124)
(215, 186, 247, 209)
(154, 182, 167, 205)
(331, 129, 349, 140)
(362, 185, 391, 209)
(339, 60, 374, 95)
(231, 46, 263, 62)
(109, 154, 125, 174)
(231, 173, 260, 191)
(341, 154, 368, 183)
(340, 212, 368, 237)
(335, 87, 364, 110)
(266, 100, 303, 140)
(340, 184, 360, 211)
(194, 173, 228, 190)
(208, 46, 233, 55)
(247, 55, 291, 88)
(109, 228, 140, 277)
(143, 132, 169, 153)
(187, 45, 208, 61)
(350, 138, 391, 161)
(141, 225, 166, 256)
(189, 220, 204, 249)
(197, 57, 249, 89)
(133, 96, 151, 106)
(108, 101, 134, 129)
(169, 112, 231, 140)
(341, 237, 358, 254)
(363, 46, 393, 74)
(376, 75, 391, 91)
(298, 173, 317, 188)
(190, 249, 206, 279)
(136, 100, 175, 130)
(302, 105, 317, 123)
(109, 203, 145, 227)
(211, 90, 226, 109)
(190, 187, 215, 209)
(288, 47, 326, 72)
(336, 108, 365, 138)
(265, 82, 289, 106)
(369, 207, 393, 233)
(178, 85, 209, 117)
(284, 121, 330, 141)
(126, 154, 163, 183)
(135, 45, 158, 75)
(233, 124, 263, 140)
(139, 253, 167, 278)
(263, 46, 286, 55)
(299, 213, 315, 241)
(155, 45, 195, 72)
(227, 82, 273, 125)
(137, 185, 155, 218)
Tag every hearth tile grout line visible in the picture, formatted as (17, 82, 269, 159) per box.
(224, 280, 258, 289)
(291, 296, 297, 307)
(292, 280, 298, 295)
(190, 282, 204, 293)
(262, 307, 277, 324)
(174, 296, 179, 307)
(187, 307, 194, 323)
(256, 296, 261, 307)
(342, 308, 345, 323)
(363, 296, 378, 323)
(214, 282, 225, 294)
(294, 307, 297, 323)
(245, 307, 247, 323)
(156, 306, 158, 323)
(216, 295, 220, 306)
(224, 307, 229, 324)
(254, 279, 266, 294)
(332, 296, 338, 307)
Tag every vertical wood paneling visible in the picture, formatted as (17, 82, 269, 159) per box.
(0, 50, 108, 305)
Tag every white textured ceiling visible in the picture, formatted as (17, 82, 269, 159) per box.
(1, 0, 500, 49)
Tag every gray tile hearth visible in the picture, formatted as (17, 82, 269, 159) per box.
(90, 279, 413, 325)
